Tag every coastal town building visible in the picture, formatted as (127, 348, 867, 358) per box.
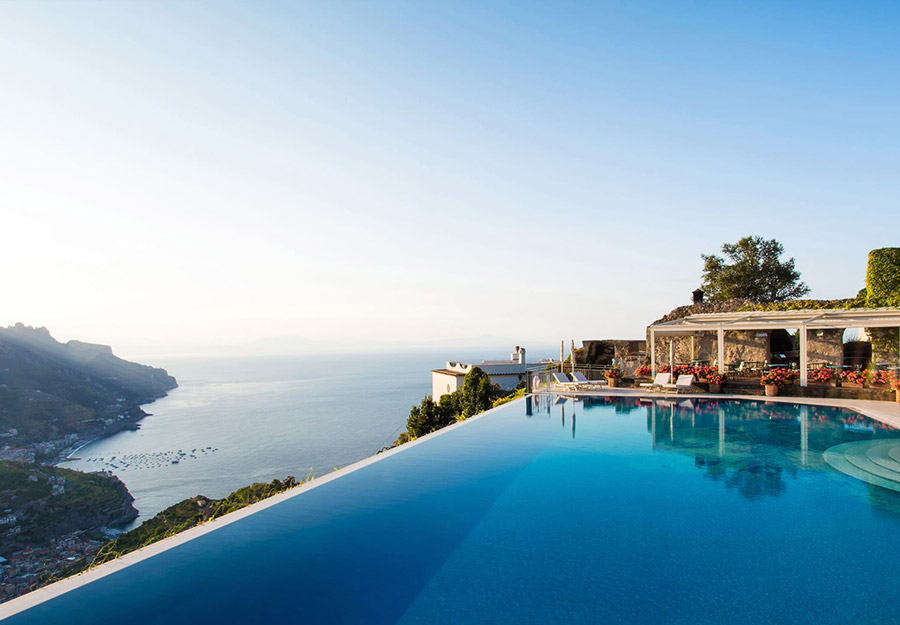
(431, 347, 527, 401)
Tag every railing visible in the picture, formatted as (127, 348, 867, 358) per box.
(525, 362, 615, 392)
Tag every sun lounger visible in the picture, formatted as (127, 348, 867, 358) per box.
(639, 372, 670, 391)
(551, 372, 578, 390)
(571, 372, 607, 389)
(662, 374, 695, 394)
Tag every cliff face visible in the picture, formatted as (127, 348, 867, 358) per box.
(0, 324, 178, 457)
(648, 298, 758, 327)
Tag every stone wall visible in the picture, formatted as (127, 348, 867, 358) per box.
(650, 331, 770, 367)
(868, 327, 900, 364)
(723, 330, 769, 363)
(805, 329, 843, 366)
(581, 340, 647, 376)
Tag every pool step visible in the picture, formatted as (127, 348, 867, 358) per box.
(824, 440, 900, 493)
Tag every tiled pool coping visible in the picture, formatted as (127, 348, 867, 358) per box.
(2, 391, 898, 619)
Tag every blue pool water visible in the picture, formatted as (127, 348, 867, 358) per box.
(8, 396, 900, 624)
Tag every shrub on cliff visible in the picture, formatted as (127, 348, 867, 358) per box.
(460, 366, 493, 417)
(407, 396, 456, 438)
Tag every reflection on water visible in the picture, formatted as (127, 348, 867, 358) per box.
(694, 455, 792, 500)
(539, 394, 900, 509)
(640, 397, 900, 502)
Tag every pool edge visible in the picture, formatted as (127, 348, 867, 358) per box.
(0, 398, 521, 620)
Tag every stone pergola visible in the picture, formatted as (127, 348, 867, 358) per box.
(650, 308, 900, 387)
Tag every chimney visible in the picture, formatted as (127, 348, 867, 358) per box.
(692, 288, 704, 305)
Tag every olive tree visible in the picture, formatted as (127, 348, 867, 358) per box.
(700, 236, 809, 303)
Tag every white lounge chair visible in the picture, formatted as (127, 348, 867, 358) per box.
(639, 372, 671, 391)
(662, 374, 695, 394)
(551, 372, 578, 390)
(571, 372, 607, 389)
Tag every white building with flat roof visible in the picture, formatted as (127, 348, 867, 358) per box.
(431, 346, 527, 401)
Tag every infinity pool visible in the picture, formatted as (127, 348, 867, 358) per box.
(7, 396, 900, 624)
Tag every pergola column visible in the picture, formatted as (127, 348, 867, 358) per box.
(799, 323, 808, 387)
(717, 326, 725, 374)
(650, 329, 656, 375)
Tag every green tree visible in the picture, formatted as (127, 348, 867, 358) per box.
(700, 236, 809, 303)
(406, 395, 455, 438)
(460, 366, 493, 417)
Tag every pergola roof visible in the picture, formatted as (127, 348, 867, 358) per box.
(651, 307, 900, 334)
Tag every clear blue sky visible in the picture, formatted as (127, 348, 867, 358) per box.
(1, 1, 898, 357)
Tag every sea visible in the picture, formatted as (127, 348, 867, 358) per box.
(60, 348, 550, 527)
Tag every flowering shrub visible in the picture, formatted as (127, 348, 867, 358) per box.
(892, 378, 900, 391)
(841, 370, 869, 385)
(674, 365, 694, 377)
(760, 369, 798, 388)
(693, 365, 717, 380)
(869, 370, 891, 385)
(634, 365, 653, 377)
(808, 367, 834, 383)
(659, 365, 671, 373)
(604, 367, 622, 380)
(707, 373, 727, 384)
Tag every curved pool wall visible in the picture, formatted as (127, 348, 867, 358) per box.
(5, 395, 900, 624)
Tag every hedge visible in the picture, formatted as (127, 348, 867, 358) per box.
(866, 248, 900, 307)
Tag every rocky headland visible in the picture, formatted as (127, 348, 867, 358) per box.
(0, 323, 177, 463)
(0, 324, 176, 600)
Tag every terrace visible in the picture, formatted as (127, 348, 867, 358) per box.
(649, 308, 900, 388)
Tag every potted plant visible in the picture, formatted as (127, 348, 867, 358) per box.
(604, 366, 622, 388)
(808, 367, 834, 386)
(840, 370, 869, 389)
(760, 369, 797, 397)
(869, 369, 890, 389)
(692, 365, 713, 382)
(707, 372, 726, 394)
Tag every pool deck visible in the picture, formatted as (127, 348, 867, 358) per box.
(550, 386, 900, 430)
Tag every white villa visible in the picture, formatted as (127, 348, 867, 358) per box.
(431, 346, 527, 401)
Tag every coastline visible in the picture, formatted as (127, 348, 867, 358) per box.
(47, 399, 164, 468)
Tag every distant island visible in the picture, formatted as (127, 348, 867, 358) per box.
(0, 324, 177, 600)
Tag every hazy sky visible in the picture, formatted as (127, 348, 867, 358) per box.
(1, 1, 898, 358)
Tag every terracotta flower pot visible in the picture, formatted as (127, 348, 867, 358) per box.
(765, 384, 778, 397)
(607, 377, 618, 388)
(896, 389, 900, 403)
(709, 383, 722, 394)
